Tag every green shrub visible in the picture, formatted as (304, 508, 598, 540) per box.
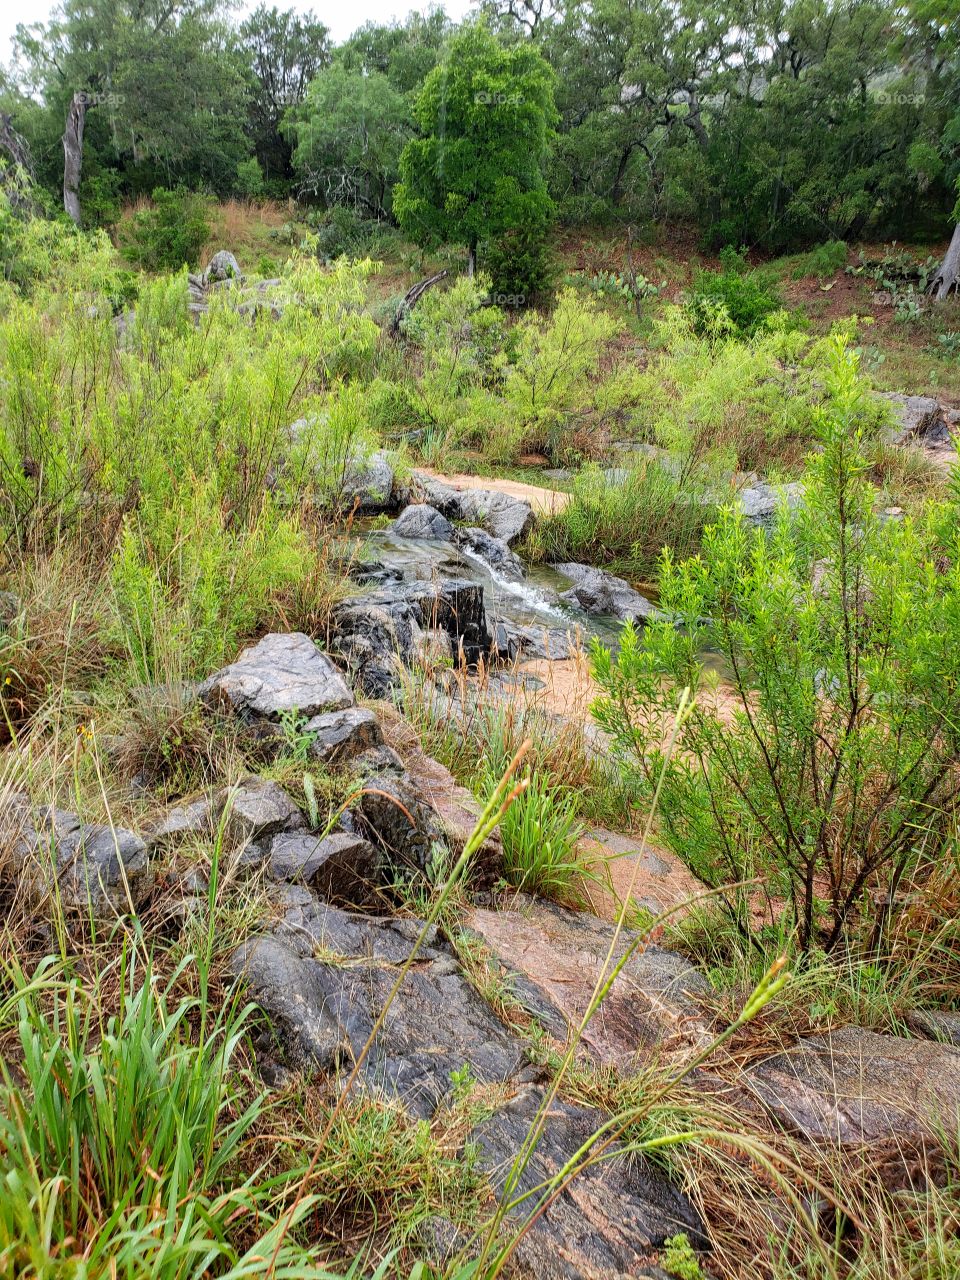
(483, 223, 556, 304)
(592, 337, 960, 955)
(234, 156, 265, 198)
(684, 263, 782, 338)
(792, 239, 848, 279)
(121, 186, 211, 271)
(307, 205, 399, 261)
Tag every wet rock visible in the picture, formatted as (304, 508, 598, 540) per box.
(392, 503, 455, 541)
(234, 900, 525, 1114)
(491, 619, 574, 662)
(747, 1026, 960, 1181)
(222, 776, 305, 843)
(228, 935, 346, 1071)
(358, 775, 447, 877)
(465, 897, 712, 1062)
(470, 1084, 707, 1278)
(6, 797, 152, 918)
(457, 488, 533, 545)
(303, 707, 383, 766)
(331, 580, 490, 696)
(411, 473, 534, 544)
(455, 526, 524, 582)
(328, 601, 406, 698)
(380, 707, 502, 881)
(199, 632, 354, 721)
(342, 449, 397, 512)
(554, 563, 662, 624)
(878, 392, 953, 447)
(267, 830, 381, 903)
(202, 249, 243, 284)
(574, 827, 707, 921)
(737, 481, 805, 528)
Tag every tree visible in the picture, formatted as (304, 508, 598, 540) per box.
(11, 0, 250, 222)
(239, 5, 330, 184)
(393, 22, 557, 275)
(901, 0, 960, 295)
(286, 65, 411, 217)
(337, 10, 451, 94)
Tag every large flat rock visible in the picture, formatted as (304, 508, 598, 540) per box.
(574, 827, 707, 922)
(199, 632, 354, 721)
(465, 897, 712, 1063)
(747, 1026, 960, 1180)
(469, 1084, 706, 1278)
(230, 898, 705, 1275)
(231, 900, 525, 1117)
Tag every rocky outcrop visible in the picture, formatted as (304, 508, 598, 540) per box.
(203, 249, 243, 284)
(878, 393, 953, 448)
(747, 1026, 960, 1183)
(266, 831, 382, 903)
(465, 897, 712, 1062)
(469, 1084, 707, 1278)
(229, 897, 706, 1271)
(455, 526, 525, 582)
(4, 794, 152, 918)
(392, 503, 455, 541)
(301, 707, 383, 765)
(232, 898, 525, 1113)
(146, 777, 305, 852)
(379, 705, 503, 878)
(342, 449, 399, 513)
(199, 632, 354, 721)
(553, 563, 663, 624)
(331, 580, 490, 697)
(412, 473, 534, 544)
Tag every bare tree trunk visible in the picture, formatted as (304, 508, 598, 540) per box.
(62, 92, 87, 225)
(930, 221, 960, 300)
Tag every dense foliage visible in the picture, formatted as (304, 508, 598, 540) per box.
(5, 0, 955, 254)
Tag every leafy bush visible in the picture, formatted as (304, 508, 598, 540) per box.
(121, 187, 211, 271)
(0, 200, 136, 307)
(791, 239, 848, 279)
(592, 339, 960, 955)
(684, 263, 782, 338)
(234, 156, 265, 197)
(307, 205, 399, 261)
(483, 223, 556, 303)
(633, 309, 856, 473)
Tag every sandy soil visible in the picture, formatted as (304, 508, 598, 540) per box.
(421, 468, 572, 516)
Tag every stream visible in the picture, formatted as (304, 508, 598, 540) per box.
(346, 527, 625, 654)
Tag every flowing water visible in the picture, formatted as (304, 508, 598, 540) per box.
(346, 528, 625, 652)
